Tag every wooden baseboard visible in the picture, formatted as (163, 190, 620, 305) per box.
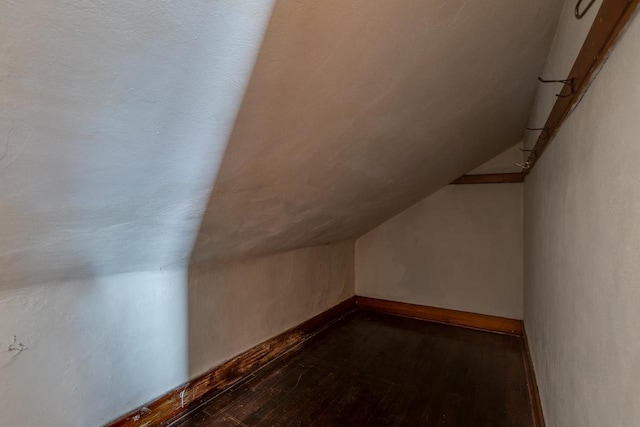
(107, 296, 357, 427)
(355, 296, 523, 336)
(522, 326, 546, 427)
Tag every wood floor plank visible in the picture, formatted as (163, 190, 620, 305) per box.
(170, 311, 533, 427)
(308, 373, 391, 427)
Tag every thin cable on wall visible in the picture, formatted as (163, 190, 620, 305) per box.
(575, 0, 597, 19)
(519, 147, 537, 160)
(526, 127, 550, 140)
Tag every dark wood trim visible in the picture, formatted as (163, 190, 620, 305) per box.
(106, 296, 357, 427)
(355, 296, 523, 336)
(450, 173, 524, 185)
(522, 326, 546, 427)
(526, 0, 640, 173)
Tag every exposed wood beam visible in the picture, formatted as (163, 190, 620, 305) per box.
(525, 0, 640, 173)
(450, 173, 524, 185)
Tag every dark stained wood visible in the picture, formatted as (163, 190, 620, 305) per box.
(356, 296, 524, 336)
(106, 296, 357, 427)
(522, 326, 546, 427)
(525, 0, 640, 172)
(450, 173, 524, 185)
(170, 311, 534, 427)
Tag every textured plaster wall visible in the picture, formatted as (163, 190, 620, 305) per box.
(0, 270, 189, 427)
(0, 0, 275, 287)
(524, 0, 602, 151)
(0, 241, 354, 427)
(468, 144, 523, 175)
(190, 0, 562, 263)
(356, 183, 523, 319)
(523, 7, 640, 427)
(188, 240, 355, 378)
(0, 0, 561, 425)
(0, 0, 562, 287)
(0, 2, 278, 425)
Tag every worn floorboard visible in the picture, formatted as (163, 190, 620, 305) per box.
(169, 311, 532, 427)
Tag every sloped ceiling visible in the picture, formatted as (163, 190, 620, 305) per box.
(191, 0, 562, 262)
(0, 0, 562, 287)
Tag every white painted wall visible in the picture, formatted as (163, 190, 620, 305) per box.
(0, 270, 188, 427)
(0, 1, 573, 425)
(468, 144, 523, 175)
(523, 7, 640, 427)
(356, 183, 523, 319)
(188, 240, 355, 378)
(524, 0, 602, 151)
(0, 241, 354, 427)
(0, 0, 275, 287)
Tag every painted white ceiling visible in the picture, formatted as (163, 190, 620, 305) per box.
(0, 0, 562, 287)
(190, 0, 563, 262)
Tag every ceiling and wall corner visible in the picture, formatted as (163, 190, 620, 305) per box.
(355, 182, 524, 320)
(467, 144, 524, 176)
(190, 0, 563, 264)
(355, 144, 525, 320)
(524, 0, 603, 152)
(3, 2, 632, 426)
(0, 0, 562, 287)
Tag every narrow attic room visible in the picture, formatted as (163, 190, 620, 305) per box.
(1, 0, 639, 426)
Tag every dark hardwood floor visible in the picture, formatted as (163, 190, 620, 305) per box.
(170, 311, 532, 427)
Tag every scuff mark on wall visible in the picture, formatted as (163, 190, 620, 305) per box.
(7, 335, 27, 357)
(1, 335, 28, 367)
(0, 128, 11, 164)
(0, 270, 189, 426)
(0, 126, 30, 171)
(6, 335, 27, 357)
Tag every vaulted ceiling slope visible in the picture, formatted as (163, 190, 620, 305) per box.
(0, 0, 561, 287)
(191, 0, 562, 262)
